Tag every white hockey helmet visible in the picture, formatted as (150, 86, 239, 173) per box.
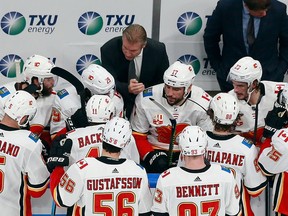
(102, 117, 132, 149)
(179, 125, 207, 156)
(86, 95, 116, 123)
(163, 61, 195, 95)
(209, 93, 239, 125)
(22, 54, 56, 85)
(81, 64, 115, 97)
(278, 83, 288, 111)
(271, 128, 288, 155)
(227, 56, 262, 86)
(4, 90, 37, 127)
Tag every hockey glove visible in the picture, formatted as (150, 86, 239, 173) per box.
(144, 150, 169, 173)
(47, 135, 72, 173)
(70, 108, 89, 128)
(263, 94, 288, 139)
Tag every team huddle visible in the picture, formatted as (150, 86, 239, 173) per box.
(0, 52, 287, 216)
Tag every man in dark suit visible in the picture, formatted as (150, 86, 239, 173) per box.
(204, 0, 288, 92)
(100, 24, 169, 118)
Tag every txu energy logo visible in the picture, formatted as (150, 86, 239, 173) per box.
(178, 55, 200, 74)
(76, 54, 101, 75)
(177, 12, 202, 36)
(0, 54, 24, 78)
(1, 12, 26, 35)
(78, 12, 103, 35)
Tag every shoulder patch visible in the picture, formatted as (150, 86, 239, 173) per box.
(0, 87, 10, 98)
(241, 138, 253, 148)
(57, 89, 69, 99)
(143, 87, 153, 97)
(221, 165, 231, 173)
(160, 169, 171, 178)
(76, 158, 88, 170)
(28, 132, 39, 143)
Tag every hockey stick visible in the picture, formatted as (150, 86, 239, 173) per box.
(50, 67, 85, 215)
(51, 67, 86, 131)
(149, 98, 176, 166)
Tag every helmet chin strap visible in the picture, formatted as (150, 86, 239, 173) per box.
(246, 84, 255, 103)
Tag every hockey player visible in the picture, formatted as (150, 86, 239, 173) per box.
(0, 90, 50, 215)
(151, 125, 240, 215)
(203, 93, 267, 215)
(48, 95, 139, 215)
(21, 55, 57, 139)
(130, 61, 213, 173)
(258, 128, 288, 216)
(50, 64, 124, 139)
(227, 56, 286, 145)
(49, 117, 152, 216)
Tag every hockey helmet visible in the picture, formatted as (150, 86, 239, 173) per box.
(163, 61, 195, 95)
(179, 125, 207, 156)
(4, 90, 37, 127)
(227, 56, 262, 86)
(102, 117, 132, 149)
(86, 95, 116, 123)
(209, 93, 239, 125)
(81, 64, 115, 97)
(22, 54, 56, 85)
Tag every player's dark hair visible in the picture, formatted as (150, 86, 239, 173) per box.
(207, 108, 237, 132)
(244, 0, 271, 10)
(102, 141, 121, 153)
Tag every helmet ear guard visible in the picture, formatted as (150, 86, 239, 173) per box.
(81, 64, 115, 97)
(4, 90, 37, 127)
(179, 126, 207, 156)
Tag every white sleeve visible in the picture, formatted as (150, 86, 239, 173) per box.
(120, 136, 140, 163)
(151, 176, 168, 214)
(57, 162, 84, 207)
(25, 141, 50, 186)
(130, 94, 150, 134)
(243, 145, 267, 191)
(225, 173, 240, 215)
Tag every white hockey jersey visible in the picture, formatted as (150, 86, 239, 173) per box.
(131, 83, 213, 151)
(229, 81, 285, 133)
(66, 124, 140, 165)
(0, 126, 50, 216)
(258, 131, 288, 215)
(51, 85, 124, 135)
(151, 164, 240, 215)
(54, 157, 152, 215)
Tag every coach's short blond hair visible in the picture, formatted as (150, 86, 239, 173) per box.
(122, 24, 147, 45)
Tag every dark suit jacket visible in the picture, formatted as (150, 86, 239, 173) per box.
(204, 0, 288, 92)
(100, 36, 169, 109)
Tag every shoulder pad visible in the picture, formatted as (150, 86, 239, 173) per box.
(57, 89, 69, 99)
(143, 87, 153, 97)
(221, 165, 231, 173)
(241, 138, 253, 148)
(0, 86, 11, 98)
(28, 132, 39, 143)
